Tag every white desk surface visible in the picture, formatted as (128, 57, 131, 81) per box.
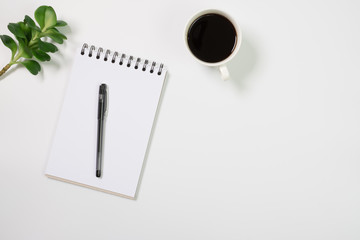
(1, 0, 359, 239)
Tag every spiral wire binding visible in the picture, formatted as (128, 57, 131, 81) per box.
(81, 43, 88, 55)
(150, 62, 156, 73)
(89, 45, 95, 57)
(104, 50, 111, 61)
(127, 56, 133, 67)
(142, 60, 149, 71)
(80, 43, 164, 75)
(111, 52, 118, 63)
(158, 63, 164, 75)
(119, 54, 126, 65)
(135, 58, 141, 69)
(96, 48, 103, 59)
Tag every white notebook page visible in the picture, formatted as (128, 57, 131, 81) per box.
(46, 46, 166, 199)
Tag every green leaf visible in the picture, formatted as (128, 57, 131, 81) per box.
(0, 35, 18, 60)
(38, 40, 58, 53)
(18, 38, 32, 58)
(41, 29, 66, 44)
(55, 20, 67, 27)
(31, 29, 39, 40)
(34, 6, 47, 29)
(32, 49, 51, 61)
(18, 22, 32, 42)
(44, 6, 57, 30)
(24, 15, 41, 32)
(46, 33, 63, 44)
(8, 23, 26, 39)
(24, 15, 35, 27)
(20, 60, 41, 75)
(35, 6, 57, 31)
(50, 28, 67, 39)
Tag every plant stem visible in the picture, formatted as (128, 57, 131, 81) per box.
(28, 32, 40, 47)
(1, 52, 22, 77)
(28, 39, 37, 47)
(0, 64, 11, 76)
(11, 50, 23, 63)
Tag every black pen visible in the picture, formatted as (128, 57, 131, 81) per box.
(96, 83, 108, 178)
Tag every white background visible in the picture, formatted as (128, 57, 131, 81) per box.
(1, 0, 359, 239)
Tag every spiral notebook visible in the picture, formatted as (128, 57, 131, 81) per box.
(45, 43, 167, 199)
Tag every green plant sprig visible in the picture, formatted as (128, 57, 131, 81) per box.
(0, 5, 67, 77)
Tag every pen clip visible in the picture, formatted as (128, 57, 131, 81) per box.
(101, 84, 108, 116)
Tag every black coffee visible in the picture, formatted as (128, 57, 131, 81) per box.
(187, 13, 237, 63)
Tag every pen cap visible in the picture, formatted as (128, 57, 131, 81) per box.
(98, 83, 108, 119)
(99, 83, 107, 95)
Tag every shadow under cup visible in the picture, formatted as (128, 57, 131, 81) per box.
(186, 12, 238, 64)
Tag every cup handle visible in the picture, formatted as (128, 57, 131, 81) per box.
(219, 65, 230, 80)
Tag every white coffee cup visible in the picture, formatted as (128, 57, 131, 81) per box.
(184, 9, 242, 80)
